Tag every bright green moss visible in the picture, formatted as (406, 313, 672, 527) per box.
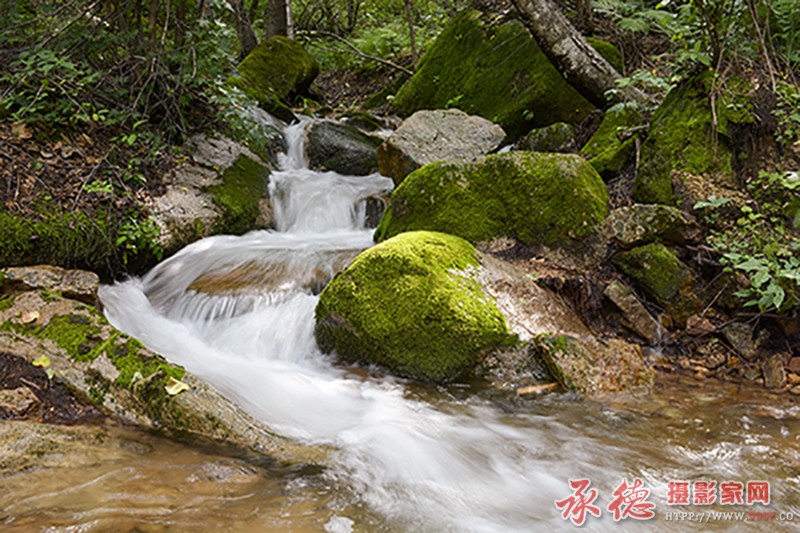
(108, 337, 185, 389)
(580, 103, 644, 177)
(315, 231, 513, 383)
(375, 152, 609, 246)
(634, 73, 752, 205)
(392, 10, 623, 138)
(0, 294, 14, 312)
(613, 243, 702, 321)
(230, 36, 319, 121)
(38, 314, 110, 362)
(206, 155, 271, 235)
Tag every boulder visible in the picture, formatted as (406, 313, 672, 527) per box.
(580, 103, 645, 177)
(634, 73, 752, 205)
(149, 135, 274, 257)
(613, 243, 703, 323)
(376, 109, 506, 184)
(315, 232, 653, 395)
(229, 36, 319, 122)
(375, 151, 609, 248)
(0, 291, 320, 464)
(0, 265, 99, 305)
(519, 122, 575, 153)
(603, 204, 700, 249)
(315, 231, 513, 383)
(305, 120, 383, 175)
(391, 9, 623, 138)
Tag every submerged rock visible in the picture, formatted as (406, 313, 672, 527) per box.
(375, 151, 609, 248)
(305, 120, 383, 176)
(315, 231, 513, 383)
(377, 109, 505, 185)
(613, 243, 703, 323)
(391, 9, 623, 138)
(229, 36, 319, 122)
(0, 290, 321, 465)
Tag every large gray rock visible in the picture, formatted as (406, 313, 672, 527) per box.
(0, 291, 322, 465)
(377, 109, 505, 184)
(305, 120, 383, 175)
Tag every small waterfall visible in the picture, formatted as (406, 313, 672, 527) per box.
(100, 118, 800, 532)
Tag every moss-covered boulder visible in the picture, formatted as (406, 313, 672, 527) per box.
(0, 290, 321, 464)
(391, 9, 623, 138)
(519, 122, 575, 153)
(633, 73, 752, 205)
(229, 37, 319, 122)
(305, 120, 383, 175)
(375, 152, 609, 247)
(603, 204, 701, 249)
(613, 243, 703, 322)
(314, 231, 512, 383)
(580, 103, 645, 177)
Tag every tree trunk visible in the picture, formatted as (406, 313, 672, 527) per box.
(266, 0, 288, 40)
(227, 0, 258, 57)
(511, 0, 643, 107)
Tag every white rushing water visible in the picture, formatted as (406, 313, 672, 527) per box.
(100, 119, 799, 532)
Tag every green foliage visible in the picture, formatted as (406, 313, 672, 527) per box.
(773, 82, 800, 146)
(694, 171, 800, 313)
(116, 215, 163, 266)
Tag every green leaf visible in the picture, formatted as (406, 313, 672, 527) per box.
(33, 355, 51, 368)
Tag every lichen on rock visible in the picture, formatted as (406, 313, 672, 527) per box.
(375, 151, 609, 247)
(314, 231, 513, 383)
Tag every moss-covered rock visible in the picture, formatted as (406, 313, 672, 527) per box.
(613, 243, 703, 322)
(0, 291, 321, 464)
(205, 155, 272, 235)
(315, 231, 512, 383)
(603, 204, 700, 249)
(375, 152, 609, 247)
(633, 73, 752, 205)
(391, 9, 623, 138)
(229, 36, 319, 121)
(580, 103, 645, 177)
(519, 122, 575, 153)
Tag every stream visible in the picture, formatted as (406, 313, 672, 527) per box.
(44, 118, 799, 531)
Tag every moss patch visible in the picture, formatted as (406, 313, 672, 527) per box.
(633, 72, 752, 204)
(613, 243, 703, 322)
(375, 151, 609, 246)
(580, 103, 644, 177)
(229, 36, 319, 120)
(315, 231, 513, 383)
(206, 155, 271, 235)
(391, 9, 623, 138)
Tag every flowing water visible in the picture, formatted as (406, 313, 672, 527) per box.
(74, 119, 800, 531)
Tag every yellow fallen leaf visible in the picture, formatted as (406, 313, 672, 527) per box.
(11, 122, 32, 139)
(32, 355, 51, 368)
(164, 377, 190, 395)
(21, 310, 40, 324)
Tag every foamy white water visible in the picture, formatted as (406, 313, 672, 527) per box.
(100, 117, 800, 532)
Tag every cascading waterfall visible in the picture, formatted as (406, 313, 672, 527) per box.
(100, 118, 800, 531)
